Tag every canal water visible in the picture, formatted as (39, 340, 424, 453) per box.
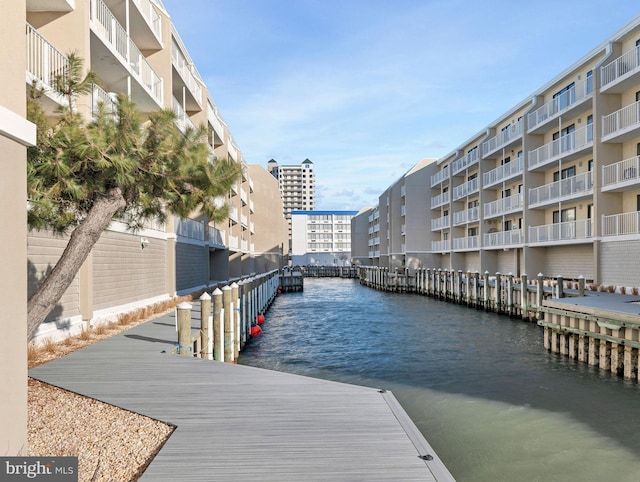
(239, 278, 640, 481)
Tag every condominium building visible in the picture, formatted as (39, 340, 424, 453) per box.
(20, 0, 288, 342)
(354, 15, 640, 287)
(267, 158, 316, 240)
(291, 210, 357, 266)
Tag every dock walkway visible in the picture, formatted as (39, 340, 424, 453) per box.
(29, 308, 454, 481)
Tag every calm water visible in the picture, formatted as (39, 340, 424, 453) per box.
(239, 278, 640, 481)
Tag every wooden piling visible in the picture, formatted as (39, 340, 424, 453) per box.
(231, 282, 240, 360)
(176, 302, 192, 357)
(212, 288, 223, 362)
(199, 292, 212, 360)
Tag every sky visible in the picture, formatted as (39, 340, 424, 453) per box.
(161, 0, 640, 211)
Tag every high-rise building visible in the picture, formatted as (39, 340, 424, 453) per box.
(267, 158, 316, 241)
(291, 210, 357, 266)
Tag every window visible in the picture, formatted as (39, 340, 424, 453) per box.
(553, 124, 575, 151)
(468, 227, 478, 237)
(517, 150, 523, 168)
(502, 188, 511, 198)
(588, 160, 593, 172)
(468, 172, 477, 181)
(502, 156, 511, 165)
(587, 115, 593, 142)
(553, 166, 576, 182)
(554, 82, 575, 110)
(587, 204, 593, 219)
(586, 70, 593, 94)
(468, 200, 479, 208)
(553, 208, 576, 223)
(504, 220, 512, 231)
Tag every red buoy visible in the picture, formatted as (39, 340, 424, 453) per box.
(256, 314, 265, 325)
(250, 325, 262, 337)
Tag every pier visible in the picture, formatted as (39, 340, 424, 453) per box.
(29, 304, 454, 481)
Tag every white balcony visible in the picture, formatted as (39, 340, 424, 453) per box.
(250, 221, 255, 233)
(527, 77, 593, 133)
(452, 178, 479, 200)
(431, 191, 450, 209)
(602, 155, 640, 191)
(227, 234, 239, 250)
(601, 45, 640, 93)
(432, 239, 450, 252)
(451, 149, 479, 175)
(528, 172, 593, 208)
(240, 214, 248, 227)
(91, 84, 118, 117)
(453, 235, 479, 251)
(241, 239, 249, 252)
(401, 204, 406, 216)
(171, 33, 203, 109)
(482, 120, 523, 158)
(240, 187, 248, 205)
(208, 226, 226, 246)
(400, 185, 406, 197)
(90, 0, 163, 110)
(229, 206, 238, 223)
(528, 124, 593, 170)
(228, 142, 238, 162)
(528, 219, 593, 245)
(172, 96, 195, 133)
(175, 217, 204, 241)
(453, 206, 479, 225)
(484, 229, 523, 248)
(483, 159, 523, 188)
(130, 0, 163, 48)
(602, 211, 640, 237)
(430, 166, 450, 187)
(431, 215, 450, 231)
(602, 101, 640, 142)
(249, 199, 255, 213)
(483, 194, 523, 219)
(25, 23, 68, 105)
(401, 224, 406, 234)
(27, 0, 75, 12)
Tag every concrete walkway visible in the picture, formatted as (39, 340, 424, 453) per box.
(29, 309, 455, 481)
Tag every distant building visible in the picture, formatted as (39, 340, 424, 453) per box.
(291, 210, 358, 266)
(267, 159, 316, 243)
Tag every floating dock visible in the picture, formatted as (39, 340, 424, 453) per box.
(29, 309, 454, 481)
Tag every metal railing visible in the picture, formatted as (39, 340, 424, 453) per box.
(132, 0, 162, 41)
(483, 194, 523, 219)
(602, 211, 640, 236)
(528, 219, 593, 243)
(483, 158, 524, 188)
(431, 191, 450, 209)
(528, 171, 593, 207)
(482, 120, 523, 156)
(91, 84, 118, 116)
(527, 77, 593, 130)
(208, 226, 226, 246)
(453, 235, 479, 250)
(26, 23, 69, 93)
(484, 229, 523, 247)
(175, 217, 204, 241)
(431, 239, 450, 251)
(602, 101, 640, 139)
(453, 206, 479, 225)
(430, 165, 449, 187)
(431, 215, 449, 231)
(171, 37, 203, 105)
(528, 124, 593, 169)
(602, 155, 640, 188)
(451, 149, 479, 175)
(452, 177, 479, 200)
(601, 45, 640, 89)
(172, 96, 195, 133)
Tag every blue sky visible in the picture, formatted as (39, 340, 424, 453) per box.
(162, 0, 640, 210)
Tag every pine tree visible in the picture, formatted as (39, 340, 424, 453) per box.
(26, 53, 242, 340)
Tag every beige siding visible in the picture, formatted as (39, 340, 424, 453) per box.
(463, 252, 480, 272)
(27, 230, 80, 322)
(542, 245, 594, 279)
(93, 231, 167, 310)
(600, 240, 640, 286)
(175, 242, 208, 292)
(497, 250, 518, 275)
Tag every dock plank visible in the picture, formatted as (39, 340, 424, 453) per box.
(29, 312, 454, 481)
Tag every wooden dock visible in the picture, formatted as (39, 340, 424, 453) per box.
(29, 309, 454, 481)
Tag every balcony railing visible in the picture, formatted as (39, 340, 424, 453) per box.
(482, 120, 523, 157)
(602, 101, 640, 140)
(91, 83, 118, 117)
(453, 235, 479, 250)
(227, 234, 238, 250)
(131, 0, 162, 41)
(527, 77, 593, 131)
(171, 37, 203, 106)
(528, 124, 593, 170)
(175, 217, 204, 241)
(483, 159, 523, 188)
(229, 206, 238, 223)
(431, 191, 450, 209)
(451, 149, 479, 175)
(453, 206, 479, 225)
(602, 155, 640, 190)
(172, 96, 195, 133)
(483, 194, 523, 219)
(602, 211, 640, 236)
(452, 178, 479, 200)
(91, 0, 163, 105)
(430, 166, 450, 187)
(601, 45, 640, 89)
(528, 219, 592, 243)
(208, 226, 226, 246)
(431, 215, 449, 231)
(241, 239, 249, 251)
(432, 239, 450, 251)
(528, 171, 593, 208)
(484, 229, 523, 248)
(26, 23, 68, 94)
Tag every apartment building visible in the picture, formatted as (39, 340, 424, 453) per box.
(267, 158, 316, 241)
(1, 0, 35, 455)
(291, 210, 357, 266)
(22, 0, 288, 342)
(354, 15, 640, 287)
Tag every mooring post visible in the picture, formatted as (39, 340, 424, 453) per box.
(473, 271, 480, 308)
(177, 302, 193, 357)
(536, 273, 544, 320)
(556, 275, 564, 299)
(199, 292, 212, 359)
(465, 271, 471, 305)
(507, 272, 514, 317)
(483, 271, 490, 310)
(578, 275, 585, 297)
(212, 288, 223, 361)
(495, 272, 502, 313)
(520, 274, 529, 320)
(231, 282, 240, 359)
(222, 285, 234, 363)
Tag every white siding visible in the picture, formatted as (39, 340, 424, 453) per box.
(600, 240, 640, 286)
(542, 245, 594, 279)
